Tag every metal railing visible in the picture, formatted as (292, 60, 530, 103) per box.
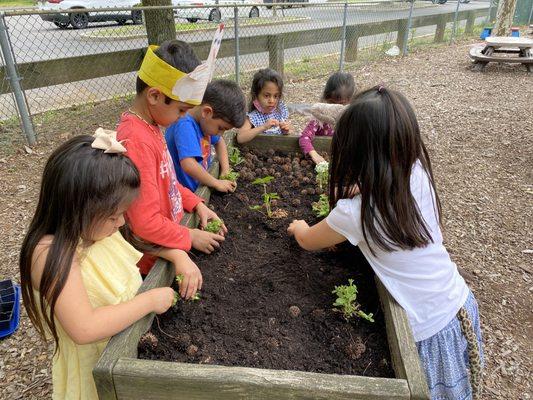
(0, 1, 493, 144)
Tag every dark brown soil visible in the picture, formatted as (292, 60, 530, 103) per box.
(138, 148, 393, 378)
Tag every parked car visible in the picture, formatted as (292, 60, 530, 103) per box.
(263, 0, 309, 9)
(38, 0, 143, 29)
(173, 0, 261, 23)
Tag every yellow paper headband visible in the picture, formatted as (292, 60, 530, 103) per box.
(138, 24, 225, 106)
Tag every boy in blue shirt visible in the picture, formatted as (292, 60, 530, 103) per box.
(166, 80, 246, 193)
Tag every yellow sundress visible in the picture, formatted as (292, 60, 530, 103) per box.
(38, 232, 143, 400)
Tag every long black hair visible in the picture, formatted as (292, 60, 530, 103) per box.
(329, 85, 441, 254)
(19, 135, 140, 351)
(248, 68, 284, 111)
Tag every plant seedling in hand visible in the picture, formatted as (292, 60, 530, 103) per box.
(228, 146, 244, 167)
(250, 176, 279, 218)
(220, 170, 239, 183)
(332, 279, 374, 323)
(312, 194, 330, 217)
(315, 161, 329, 190)
(173, 274, 201, 305)
(204, 219, 224, 234)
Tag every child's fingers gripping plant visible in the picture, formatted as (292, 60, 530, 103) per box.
(250, 176, 279, 218)
(315, 161, 329, 190)
(173, 274, 201, 305)
(228, 146, 244, 167)
(219, 170, 239, 183)
(203, 219, 224, 234)
(332, 279, 374, 323)
(312, 194, 330, 217)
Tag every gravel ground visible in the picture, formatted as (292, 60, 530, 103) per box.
(0, 38, 531, 399)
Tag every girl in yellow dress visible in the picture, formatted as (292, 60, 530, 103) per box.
(19, 132, 197, 399)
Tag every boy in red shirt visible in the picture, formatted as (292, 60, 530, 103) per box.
(117, 37, 226, 299)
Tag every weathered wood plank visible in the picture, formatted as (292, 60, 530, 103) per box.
(376, 278, 429, 400)
(0, 9, 486, 95)
(14, 49, 144, 93)
(241, 134, 331, 153)
(113, 358, 411, 400)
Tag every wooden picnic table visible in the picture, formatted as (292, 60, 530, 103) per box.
(469, 36, 533, 72)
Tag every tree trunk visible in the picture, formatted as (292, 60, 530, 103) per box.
(493, 0, 518, 36)
(142, 0, 177, 45)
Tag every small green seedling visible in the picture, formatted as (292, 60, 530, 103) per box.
(250, 176, 279, 218)
(312, 194, 330, 217)
(332, 279, 374, 323)
(315, 161, 329, 190)
(228, 146, 244, 167)
(204, 219, 224, 234)
(220, 170, 239, 182)
(173, 274, 201, 305)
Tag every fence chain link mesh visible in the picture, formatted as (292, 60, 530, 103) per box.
(0, 1, 495, 143)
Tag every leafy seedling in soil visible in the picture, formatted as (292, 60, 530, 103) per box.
(172, 274, 201, 306)
(228, 146, 244, 167)
(220, 170, 239, 182)
(312, 194, 330, 217)
(332, 279, 374, 323)
(250, 176, 279, 218)
(315, 161, 329, 190)
(204, 219, 224, 234)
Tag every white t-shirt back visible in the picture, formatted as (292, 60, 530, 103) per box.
(326, 161, 468, 342)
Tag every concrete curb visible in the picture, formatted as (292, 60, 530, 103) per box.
(80, 16, 310, 42)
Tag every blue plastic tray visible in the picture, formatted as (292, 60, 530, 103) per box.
(0, 280, 21, 339)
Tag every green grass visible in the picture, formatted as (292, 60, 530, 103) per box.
(0, 0, 36, 8)
(89, 16, 306, 38)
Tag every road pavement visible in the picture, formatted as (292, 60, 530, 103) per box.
(0, 1, 489, 118)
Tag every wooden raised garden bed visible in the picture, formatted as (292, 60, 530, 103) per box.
(94, 133, 429, 400)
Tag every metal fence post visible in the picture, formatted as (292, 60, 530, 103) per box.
(339, 1, 348, 71)
(528, 0, 533, 25)
(0, 13, 35, 146)
(450, 0, 461, 44)
(402, 0, 415, 56)
(234, 6, 240, 86)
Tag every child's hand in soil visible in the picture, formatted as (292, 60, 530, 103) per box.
(147, 287, 175, 314)
(262, 118, 279, 132)
(287, 219, 309, 237)
(279, 121, 292, 135)
(174, 256, 203, 300)
(190, 228, 224, 254)
(214, 179, 237, 193)
(194, 202, 228, 234)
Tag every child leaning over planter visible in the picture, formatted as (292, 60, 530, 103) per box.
(299, 72, 355, 165)
(166, 79, 246, 193)
(117, 36, 226, 288)
(288, 86, 484, 400)
(237, 68, 293, 143)
(19, 133, 186, 400)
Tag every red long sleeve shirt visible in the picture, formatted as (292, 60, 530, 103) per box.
(117, 112, 203, 275)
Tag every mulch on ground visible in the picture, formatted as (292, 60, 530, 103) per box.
(0, 39, 531, 399)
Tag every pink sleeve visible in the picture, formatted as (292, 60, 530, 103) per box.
(299, 120, 319, 155)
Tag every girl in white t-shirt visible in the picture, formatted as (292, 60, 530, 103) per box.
(288, 85, 483, 400)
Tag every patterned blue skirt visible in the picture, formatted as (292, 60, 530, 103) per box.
(416, 291, 484, 400)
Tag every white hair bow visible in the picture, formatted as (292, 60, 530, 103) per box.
(92, 128, 126, 154)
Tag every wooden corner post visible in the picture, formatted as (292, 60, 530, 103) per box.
(345, 26, 360, 62)
(268, 34, 285, 77)
(434, 14, 447, 43)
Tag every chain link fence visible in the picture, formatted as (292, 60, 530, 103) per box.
(0, 1, 501, 144)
